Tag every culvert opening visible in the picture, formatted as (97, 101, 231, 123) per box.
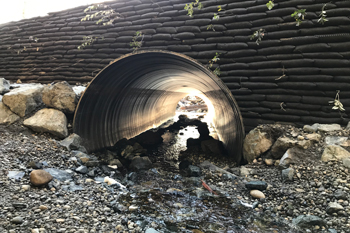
(73, 51, 244, 163)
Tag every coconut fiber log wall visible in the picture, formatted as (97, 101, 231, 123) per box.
(0, 0, 350, 130)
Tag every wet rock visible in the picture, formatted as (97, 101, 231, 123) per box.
(334, 189, 347, 199)
(0, 102, 20, 125)
(343, 157, 350, 168)
(75, 165, 88, 174)
(11, 216, 24, 224)
(245, 181, 267, 191)
(187, 138, 201, 147)
(135, 130, 163, 147)
(327, 202, 344, 214)
(42, 81, 77, 114)
(325, 136, 349, 146)
(23, 108, 68, 138)
(60, 134, 87, 152)
(201, 139, 224, 155)
(271, 137, 297, 159)
(0, 77, 10, 94)
(121, 143, 147, 161)
(12, 203, 27, 209)
(281, 168, 294, 181)
(7, 171, 25, 180)
(30, 170, 53, 186)
(250, 190, 265, 199)
(2, 84, 43, 117)
(321, 145, 350, 162)
(243, 128, 273, 163)
(292, 215, 325, 228)
(186, 165, 201, 177)
(145, 228, 159, 233)
(317, 124, 342, 132)
(44, 168, 72, 181)
(129, 156, 152, 171)
(279, 147, 302, 168)
(179, 160, 192, 170)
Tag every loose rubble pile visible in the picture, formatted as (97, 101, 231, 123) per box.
(1, 78, 350, 233)
(176, 96, 207, 113)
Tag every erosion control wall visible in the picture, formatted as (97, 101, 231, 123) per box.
(0, 0, 350, 130)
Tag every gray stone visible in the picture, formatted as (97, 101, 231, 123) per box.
(11, 216, 24, 224)
(2, 84, 43, 117)
(75, 165, 88, 174)
(303, 124, 319, 133)
(326, 202, 344, 214)
(321, 145, 350, 162)
(281, 168, 294, 181)
(42, 81, 77, 114)
(245, 181, 267, 191)
(0, 102, 20, 125)
(23, 108, 68, 138)
(292, 215, 325, 228)
(199, 160, 237, 178)
(44, 168, 72, 181)
(243, 128, 273, 163)
(0, 78, 10, 94)
(325, 136, 349, 146)
(240, 166, 255, 177)
(72, 86, 86, 96)
(60, 133, 87, 152)
(343, 157, 350, 168)
(271, 137, 297, 159)
(7, 171, 25, 180)
(279, 147, 303, 168)
(334, 189, 347, 200)
(61, 182, 84, 192)
(318, 124, 342, 132)
(187, 165, 201, 177)
(129, 156, 152, 171)
(145, 228, 159, 233)
(328, 229, 337, 233)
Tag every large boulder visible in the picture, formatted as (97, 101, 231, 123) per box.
(42, 81, 77, 114)
(271, 137, 297, 159)
(23, 108, 68, 138)
(321, 145, 350, 162)
(2, 84, 44, 117)
(243, 128, 273, 163)
(0, 78, 10, 94)
(0, 102, 20, 125)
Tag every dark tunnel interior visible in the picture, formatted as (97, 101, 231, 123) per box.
(73, 51, 245, 163)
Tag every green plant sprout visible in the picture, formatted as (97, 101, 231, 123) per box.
(329, 90, 345, 112)
(130, 31, 144, 52)
(291, 9, 306, 26)
(250, 29, 265, 45)
(318, 3, 328, 25)
(184, 0, 203, 17)
(77, 36, 104, 50)
(266, 1, 274, 10)
(81, 4, 121, 25)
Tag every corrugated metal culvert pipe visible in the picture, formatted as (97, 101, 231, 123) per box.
(73, 51, 245, 163)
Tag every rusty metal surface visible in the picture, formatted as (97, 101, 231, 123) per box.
(73, 50, 245, 163)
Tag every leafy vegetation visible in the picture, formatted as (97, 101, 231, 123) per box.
(130, 31, 144, 52)
(266, 1, 274, 10)
(81, 4, 121, 25)
(329, 90, 345, 112)
(291, 9, 307, 26)
(318, 3, 329, 25)
(184, 0, 203, 17)
(77, 36, 104, 50)
(250, 29, 265, 45)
